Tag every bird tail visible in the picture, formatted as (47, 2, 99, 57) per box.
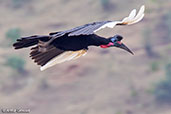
(13, 35, 50, 49)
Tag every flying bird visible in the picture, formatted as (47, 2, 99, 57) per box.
(13, 5, 145, 71)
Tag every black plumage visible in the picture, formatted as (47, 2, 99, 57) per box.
(52, 34, 110, 51)
(13, 5, 145, 70)
(13, 32, 111, 67)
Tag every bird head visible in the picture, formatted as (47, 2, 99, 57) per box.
(110, 35, 134, 55)
(100, 35, 134, 55)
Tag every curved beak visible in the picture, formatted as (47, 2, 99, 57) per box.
(118, 43, 134, 55)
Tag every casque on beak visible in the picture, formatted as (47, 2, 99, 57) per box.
(118, 43, 134, 55)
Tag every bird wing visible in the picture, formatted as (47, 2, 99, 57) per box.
(94, 5, 145, 33)
(50, 5, 145, 37)
(30, 45, 65, 67)
(66, 21, 110, 36)
(49, 21, 110, 37)
(40, 49, 87, 71)
(30, 44, 87, 71)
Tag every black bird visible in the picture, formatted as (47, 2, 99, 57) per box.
(13, 5, 145, 71)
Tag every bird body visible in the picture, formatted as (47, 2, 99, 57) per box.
(13, 5, 145, 71)
(52, 34, 109, 51)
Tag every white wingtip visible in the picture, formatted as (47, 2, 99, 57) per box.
(40, 66, 45, 71)
(39, 50, 87, 71)
(94, 5, 145, 33)
(122, 5, 145, 25)
(134, 5, 145, 20)
(128, 9, 137, 20)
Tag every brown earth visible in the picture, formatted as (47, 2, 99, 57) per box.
(0, 0, 171, 114)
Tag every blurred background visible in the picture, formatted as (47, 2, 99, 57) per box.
(0, 0, 171, 114)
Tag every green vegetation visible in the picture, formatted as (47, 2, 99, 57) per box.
(12, 0, 30, 8)
(150, 61, 160, 72)
(100, 0, 111, 11)
(149, 0, 162, 4)
(39, 77, 50, 90)
(6, 28, 21, 43)
(165, 63, 171, 79)
(5, 56, 26, 72)
(115, 111, 122, 114)
(100, 0, 109, 6)
(157, 12, 171, 43)
(150, 0, 157, 3)
(142, 28, 154, 57)
(153, 63, 171, 103)
(130, 89, 138, 97)
(142, 27, 159, 58)
(164, 12, 171, 41)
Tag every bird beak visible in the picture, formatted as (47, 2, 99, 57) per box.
(118, 43, 134, 55)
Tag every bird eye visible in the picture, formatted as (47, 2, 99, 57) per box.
(117, 41, 122, 44)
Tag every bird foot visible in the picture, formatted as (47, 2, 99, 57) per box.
(38, 40, 49, 47)
(38, 40, 49, 52)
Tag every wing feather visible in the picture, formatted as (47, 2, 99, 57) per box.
(128, 9, 137, 20)
(47, 5, 144, 42)
(94, 5, 145, 32)
(68, 22, 109, 36)
(30, 45, 64, 66)
(40, 49, 87, 71)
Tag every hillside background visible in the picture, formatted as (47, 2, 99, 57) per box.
(0, 0, 171, 114)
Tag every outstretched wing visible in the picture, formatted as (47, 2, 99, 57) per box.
(94, 5, 145, 32)
(50, 21, 110, 37)
(67, 21, 110, 36)
(40, 49, 87, 71)
(30, 44, 87, 71)
(30, 45, 64, 67)
(50, 5, 145, 37)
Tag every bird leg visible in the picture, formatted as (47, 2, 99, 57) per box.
(38, 37, 54, 47)
(38, 37, 55, 52)
(38, 41, 47, 52)
(38, 34, 64, 52)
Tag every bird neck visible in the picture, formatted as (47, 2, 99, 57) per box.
(88, 35, 110, 46)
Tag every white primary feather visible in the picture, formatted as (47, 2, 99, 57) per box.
(40, 52, 73, 71)
(122, 5, 145, 25)
(130, 5, 145, 24)
(134, 5, 145, 20)
(94, 21, 119, 32)
(132, 13, 144, 24)
(94, 5, 145, 32)
(128, 9, 137, 21)
(40, 50, 87, 71)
